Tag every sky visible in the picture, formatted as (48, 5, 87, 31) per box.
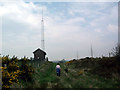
(0, 0, 118, 61)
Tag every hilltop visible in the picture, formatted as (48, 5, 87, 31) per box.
(10, 56, 120, 88)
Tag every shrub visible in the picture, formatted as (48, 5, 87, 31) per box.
(2, 67, 21, 88)
(78, 70, 84, 76)
(20, 57, 34, 82)
(111, 44, 120, 59)
(2, 55, 35, 88)
(2, 55, 10, 67)
(65, 60, 74, 64)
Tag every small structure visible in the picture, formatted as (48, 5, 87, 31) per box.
(33, 48, 46, 61)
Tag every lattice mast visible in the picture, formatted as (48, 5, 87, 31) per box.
(76, 51, 78, 60)
(41, 9, 45, 51)
(91, 44, 93, 58)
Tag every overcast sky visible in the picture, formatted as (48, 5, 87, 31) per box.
(0, 1, 118, 61)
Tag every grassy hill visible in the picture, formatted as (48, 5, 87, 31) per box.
(2, 45, 120, 88)
(14, 57, 120, 88)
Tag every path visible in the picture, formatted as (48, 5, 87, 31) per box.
(51, 63, 79, 88)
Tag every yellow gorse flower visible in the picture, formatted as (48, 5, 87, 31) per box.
(65, 60, 74, 64)
(78, 70, 84, 76)
(3, 85, 9, 88)
(2, 55, 34, 88)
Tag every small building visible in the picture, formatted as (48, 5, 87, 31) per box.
(33, 48, 46, 61)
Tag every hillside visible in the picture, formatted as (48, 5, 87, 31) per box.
(11, 57, 120, 88)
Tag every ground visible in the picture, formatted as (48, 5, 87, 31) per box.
(16, 60, 120, 88)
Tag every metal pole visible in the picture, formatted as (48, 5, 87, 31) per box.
(41, 9, 45, 51)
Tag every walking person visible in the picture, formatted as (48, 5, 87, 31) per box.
(56, 63, 61, 76)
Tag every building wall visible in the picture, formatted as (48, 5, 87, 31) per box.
(34, 51, 45, 61)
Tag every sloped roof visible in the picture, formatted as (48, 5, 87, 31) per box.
(33, 48, 46, 55)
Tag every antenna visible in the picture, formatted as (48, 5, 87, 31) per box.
(41, 8, 45, 51)
(109, 52, 110, 57)
(42, 8, 43, 21)
(76, 51, 78, 60)
(91, 44, 93, 58)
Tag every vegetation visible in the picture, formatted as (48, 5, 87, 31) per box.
(1, 56, 34, 88)
(1, 45, 120, 88)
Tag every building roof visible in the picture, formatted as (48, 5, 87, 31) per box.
(33, 48, 46, 55)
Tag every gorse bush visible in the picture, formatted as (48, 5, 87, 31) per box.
(8, 56, 19, 73)
(2, 55, 10, 67)
(2, 69, 22, 88)
(2, 56, 20, 88)
(65, 60, 74, 64)
(78, 70, 84, 76)
(20, 57, 34, 82)
(2, 55, 34, 88)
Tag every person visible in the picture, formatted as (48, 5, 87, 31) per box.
(65, 68, 68, 73)
(56, 63, 61, 76)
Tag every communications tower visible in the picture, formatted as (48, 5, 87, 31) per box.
(91, 44, 93, 58)
(41, 9, 45, 51)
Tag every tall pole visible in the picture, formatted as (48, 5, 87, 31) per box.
(77, 51, 78, 60)
(91, 44, 93, 58)
(109, 52, 110, 57)
(41, 9, 45, 51)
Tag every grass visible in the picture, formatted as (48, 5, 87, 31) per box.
(36, 62, 56, 83)
(16, 60, 120, 88)
(20, 61, 58, 88)
(70, 72, 120, 88)
(65, 60, 120, 88)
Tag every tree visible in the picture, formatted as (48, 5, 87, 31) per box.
(111, 44, 120, 61)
